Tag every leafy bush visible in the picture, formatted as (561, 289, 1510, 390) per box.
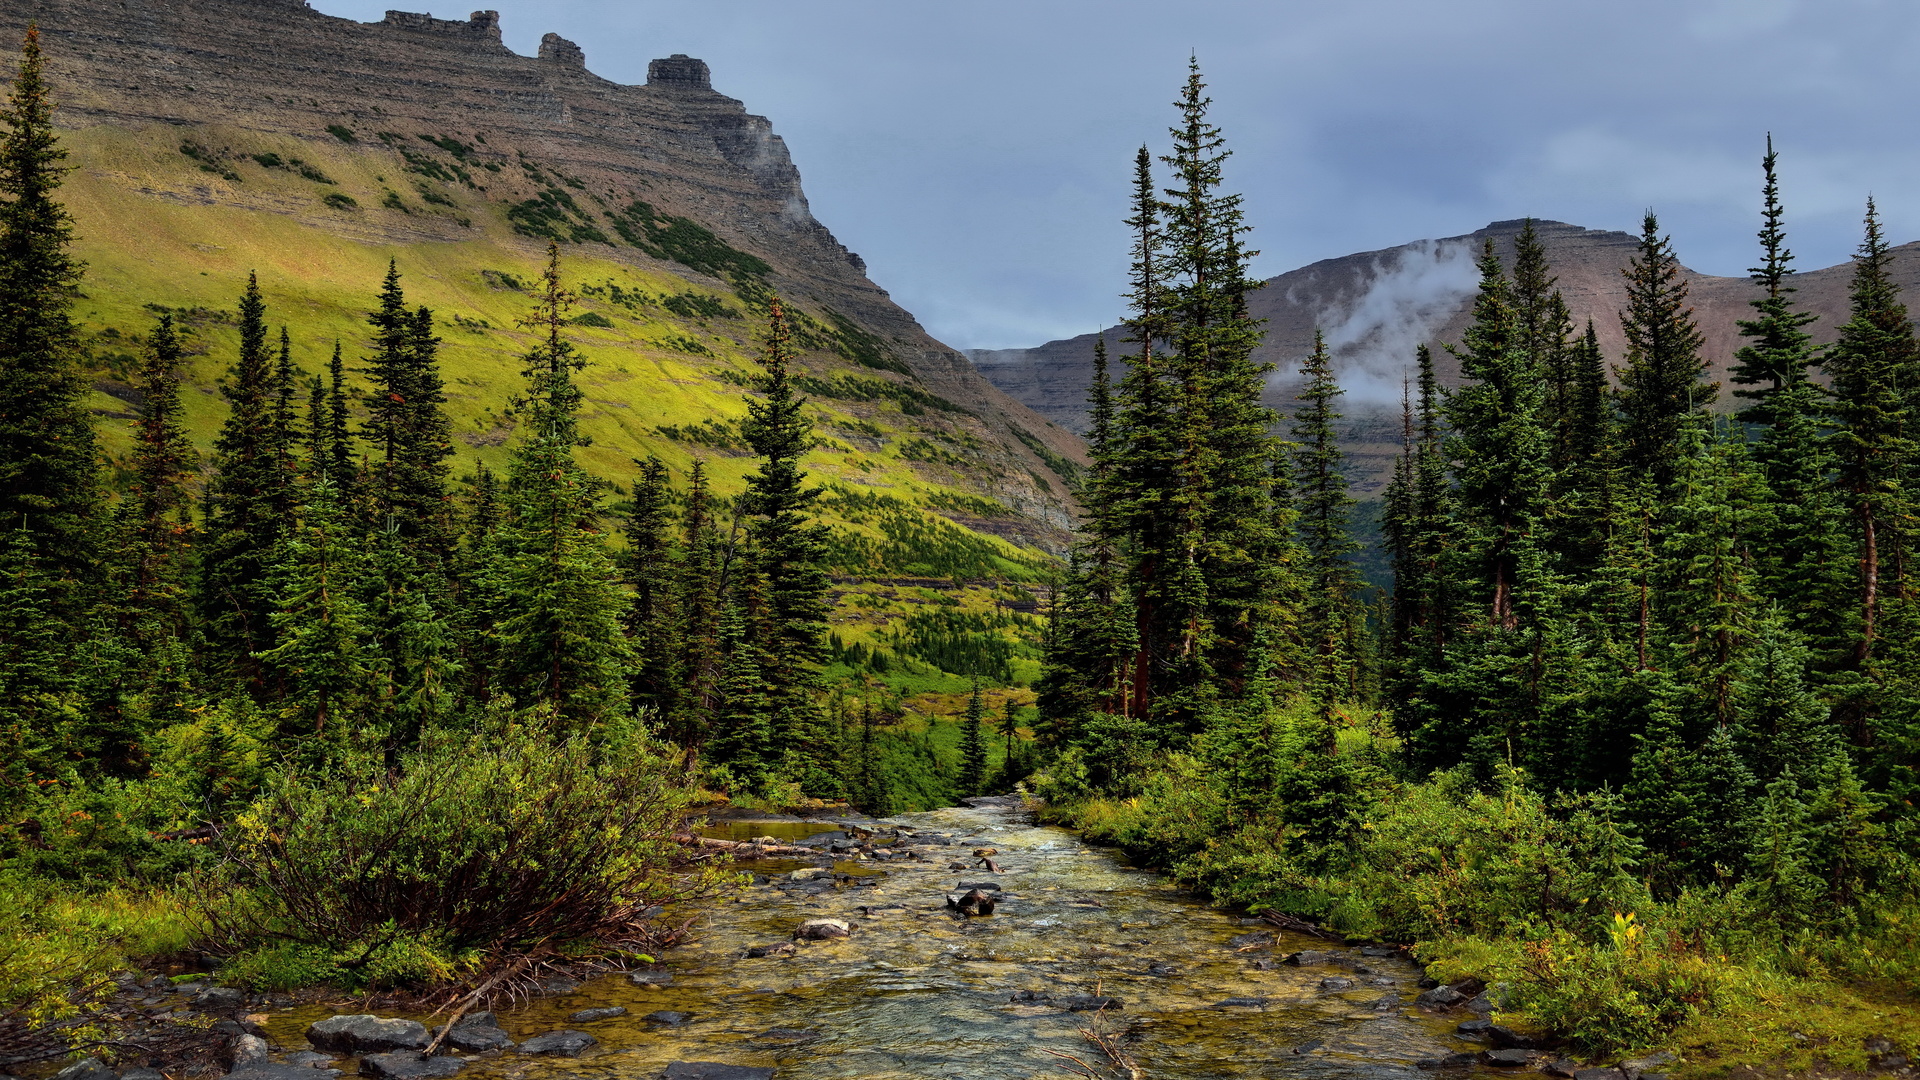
(214, 724, 716, 984)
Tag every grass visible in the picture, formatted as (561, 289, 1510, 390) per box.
(54, 121, 1063, 585)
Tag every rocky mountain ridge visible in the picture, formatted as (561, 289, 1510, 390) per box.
(973, 218, 1920, 494)
(5, 0, 1085, 552)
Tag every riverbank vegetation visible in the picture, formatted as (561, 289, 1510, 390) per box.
(1035, 65, 1920, 1071)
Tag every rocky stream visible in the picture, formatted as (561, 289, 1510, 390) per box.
(53, 797, 1654, 1080)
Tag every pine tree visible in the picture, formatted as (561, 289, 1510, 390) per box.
(672, 459, 723, 759)
(1512, 221, 1578, 472)
(1729, 140, 1841, 632)
(1658, 424, 1759, 728)
(256, 477, 372, 750)
(1827, 198, 1917, 696)
(624, 455, 681, 717)
(1616, 212, 1713, 492)
(0, 521, 68, 795)
(362, 263, 453, 552)
(958, 677, 988, 796)
(708, 569, 774, 788)
(117, 313, 199, 640)
(740, 297, 831, 778)
(492, 245, 632, 728)
(200, 274, 292, 687)
(0, 27, 98, 598)
(1291, 331, 1361, 727)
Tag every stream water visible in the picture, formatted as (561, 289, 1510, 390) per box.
(269, 799, 1475, 1079)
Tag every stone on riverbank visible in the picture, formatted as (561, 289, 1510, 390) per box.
(231, 1066, 343, 1080)
(517, 1030, 596, 1057)
(568, 1007, 627, 1023)
(792, 919, 850, 940)
(307, 1016, 429, 1055)
(51, 1059, 115, 1080)
(359, 1053, 465, 1080)
(435, 1025, 513, 1053)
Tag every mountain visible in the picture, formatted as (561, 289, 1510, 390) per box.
(4, 0, 1086, 565)
(971, 218, 1920, 495)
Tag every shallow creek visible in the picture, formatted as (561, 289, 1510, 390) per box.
(269, 799, 1477, 1079)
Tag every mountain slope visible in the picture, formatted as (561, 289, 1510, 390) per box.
(974, 218, 1920, 493)
(5, 0, 1086, 566)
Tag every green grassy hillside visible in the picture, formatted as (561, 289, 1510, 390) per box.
(61, 122, 1060, 584)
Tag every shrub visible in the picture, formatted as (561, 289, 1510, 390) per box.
(214, 725, 718, 982)
(323, 192, 357, 211)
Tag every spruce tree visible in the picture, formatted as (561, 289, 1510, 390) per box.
(1827, 199, 1917, 687)
(1616, 212, 1713, 492)
(672, 459, 722, 759)
(708, 569, 774, 787)
(256, 477, 372, 751)
(200, 274, 291, 687)
(117, 314, 199, 640)
(624, 455, 681, 717)
(1291, 332, 1361, 726)
(0, 27, 98, 597)
(958, 677, 989, 796)
(362, 263, 453, 552)
(740, 297, 831, 778)
(492, 245, 632, 728)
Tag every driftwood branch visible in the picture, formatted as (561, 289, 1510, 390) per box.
(669, 833, 814, 857)
(1260, 910, 1343, 941)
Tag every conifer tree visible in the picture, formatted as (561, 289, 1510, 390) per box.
(0, 27, 98, 599)
(492, 245, 632, 728)
(116, 314, 199, 640)
(740, 297, 831, 769)
(200, 274, 292, 687)
(708, 570, 774, 787)
(256, 477, 372, 750)
(1658, 425, 1759, 728)
(0, 522, 66, 789)
(362, 264, 453, 552)
(672, 460, 722, 759)
(1827, 198, 1917, 691)
(624, 455, 681, 716)
(1616, 212, 1713, 492)
(1291, 332, 1361, 725)
(958, 677, 989, 796)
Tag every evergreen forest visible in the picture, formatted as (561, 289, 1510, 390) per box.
(2, 22, 1918, 1076)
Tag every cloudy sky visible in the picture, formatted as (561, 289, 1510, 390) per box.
(309, 0, 1920, 351)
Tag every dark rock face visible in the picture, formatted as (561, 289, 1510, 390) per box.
(307, 1016, 430, 1055)
(50, 1059, 115, 1080)
(358, 1053, 465, 1080)
(1414, 985, 1467, 1008)
(193, 986, 247, 1010)
(648, 54, 712, 89)
(537, 32, 584, 68)
(567, 1007, 627, 1023)
(435, 1025, 514, 1053)
(517, 1030, 597, 1057)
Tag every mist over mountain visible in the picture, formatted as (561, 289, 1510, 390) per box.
(972, 217, 1920, 494)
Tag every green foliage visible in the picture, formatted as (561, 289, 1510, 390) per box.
(325, 125, 356, 143)
(213, 724, 709, 982)
(607, 200, 770, 283)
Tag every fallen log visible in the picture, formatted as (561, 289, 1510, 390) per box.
(670, 833, 815, 856)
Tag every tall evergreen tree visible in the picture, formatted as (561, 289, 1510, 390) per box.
(739, 297, 831, 772)
(200, 274, 292, 687)
(1291, 332, 1361, 725)
(362, 264, 453, 552)
(1616, 212, 1713, 492)
(1827, 198, 1917, 690)
(492, 245, 632, 728)
(0, 27, 98, 599)
(115, 314, 199, 640)
(623, 455, 681, 717)
(256, 477, 372, 751)
(958, 677, 989, 796)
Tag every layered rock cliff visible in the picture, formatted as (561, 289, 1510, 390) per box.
(3, 0, 1085, 555)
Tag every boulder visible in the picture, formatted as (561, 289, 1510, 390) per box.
(1487, 1025, 1542, 1049)
(228, 1033, 271, 1068)
(786, 869, 829, 883)
(435, 1025, 513, 1053)
(1414, 985, 1467, 1008)
(122, 1070, 167, 1080)
(661, 1065, 775, 1080)
(1228, 932, 1274, 949)
(230, 1067, 343, 1080)
(307, 1015, 430, 1054)
(568, 1007, 627, 1023)
(792, 919, 850, 940)
(644, 1011, 692, 1026)
(195, 987, 248, 1010)
(452, 1013, 496, 1030)
(1466, 993, 1496, 1015)
(1457, 1019, 1493, 1035)
(1621, 1052, 1675, 1079)
(1483, 1049, 1542, 1068)
(1318, 977, 1355, 991)
(517, 1030, 596, 1057)
(51, 1059, 116, 1080)
(1284, 949, 1340, 966)
(359, 1054, 464, 1080)
(744, 943, 795, 959)
(1539, 1061, 1579, 1078)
